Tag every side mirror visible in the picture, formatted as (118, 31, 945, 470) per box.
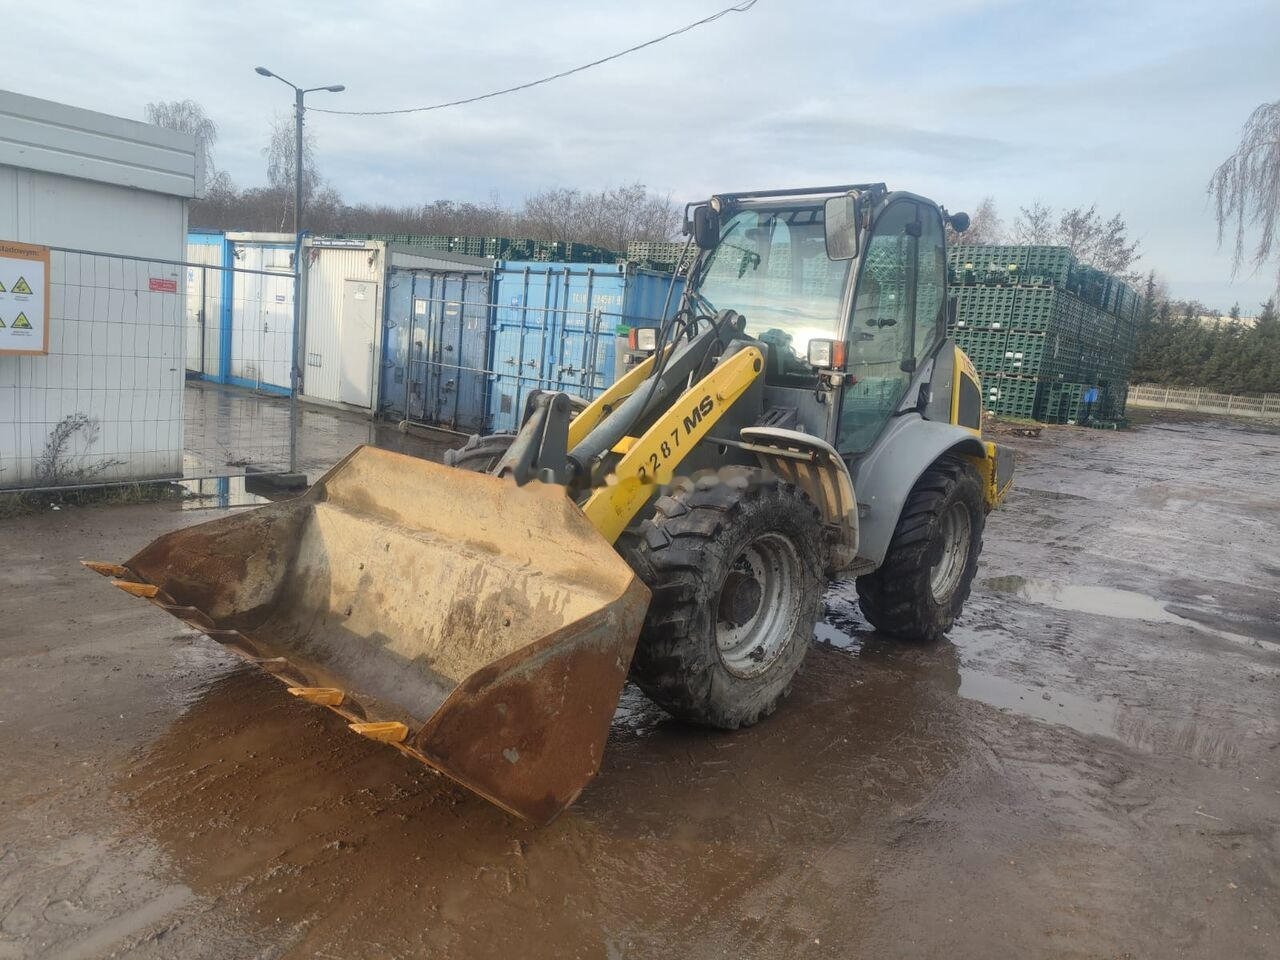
(692, 205, 720, 250)
(824, 194, 860, 260)
(949, 211, 970, 234)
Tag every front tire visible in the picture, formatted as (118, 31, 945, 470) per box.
(620, 467, 825, 729)
(856, 458, 985, 642)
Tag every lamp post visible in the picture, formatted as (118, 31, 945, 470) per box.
(253, 66, 344, 233)
(254, 67, 344, 476)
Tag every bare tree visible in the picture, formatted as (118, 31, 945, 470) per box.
(1011, 202, 1055, 244)
(1007, 200, 1139, 274)
(145, 99, 220, 188)
(947, 196, 1003, 246)
(264, 114, 322, 231)
(522, 182, 679, 249)
(1208, 99, 1280, 295)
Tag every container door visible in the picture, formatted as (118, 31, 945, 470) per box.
(433, 284, 462, 426)
(260, 258, 295, 390)
(184, 263, 205, 374)
(455, 274, 491, 433)
(340, 279, 378, 407)
(489, 269, 551, 434)
(380, 271, 413, 419)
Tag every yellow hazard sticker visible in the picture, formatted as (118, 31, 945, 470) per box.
(11, 312, 31, 329)
(0, 280, 6, 292)
(10, 276, 32, 295)
(0, 316, 5, 328)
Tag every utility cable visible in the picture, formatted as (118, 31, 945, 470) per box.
(311, 1, 758, 117)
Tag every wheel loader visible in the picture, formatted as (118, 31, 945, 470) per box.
(87, 183, 1013, 824)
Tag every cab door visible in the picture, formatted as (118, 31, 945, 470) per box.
(836, 199, 945, 454)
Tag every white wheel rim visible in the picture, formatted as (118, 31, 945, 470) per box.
(930, 501, 972, 603)
(715, 532, 802, 678)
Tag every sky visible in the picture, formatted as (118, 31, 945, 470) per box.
(8, 0, 1280, 309)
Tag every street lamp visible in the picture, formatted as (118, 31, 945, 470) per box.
(254, 67, 343, 477)
(253, 66, 345, 234)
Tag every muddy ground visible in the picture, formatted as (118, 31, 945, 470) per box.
(2, 416, 1277, 959)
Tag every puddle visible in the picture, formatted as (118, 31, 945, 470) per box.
(983, 576, 1276, 653)
(179, 476, 272, 510)
(983, 576, 1186, 624)
(958, 670, 1119, 740)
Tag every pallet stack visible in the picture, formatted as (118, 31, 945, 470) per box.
(626, 240, 697, 273)
(948, 245, 1139, 423)
(332, 234, 620, 264)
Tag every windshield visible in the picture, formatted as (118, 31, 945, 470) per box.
(694, 204, 851, 377)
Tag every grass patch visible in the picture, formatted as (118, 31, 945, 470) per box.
(0, 481, 185, 519)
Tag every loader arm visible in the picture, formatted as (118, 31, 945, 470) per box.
(581, 345, 765, 543)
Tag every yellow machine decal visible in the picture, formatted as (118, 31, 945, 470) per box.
(582, 347, 763, 543)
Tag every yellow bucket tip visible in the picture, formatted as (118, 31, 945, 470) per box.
(288, 686, 345, 706)
(349, 721, 409, 743)
(110, 579, 159, 599)
(82, 561, 127, 577)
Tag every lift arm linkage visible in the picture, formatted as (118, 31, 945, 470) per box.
(581, 346, 764, 543)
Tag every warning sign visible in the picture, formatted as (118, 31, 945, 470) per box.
(0, 241, 49, 355)
(148, 277, 178, 293)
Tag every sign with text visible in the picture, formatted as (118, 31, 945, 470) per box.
(149, 276, 178, 293)
(0, 241, 50, 355)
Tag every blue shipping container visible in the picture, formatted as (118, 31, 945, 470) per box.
(382, 266, 492, 432)
(487, 262, 683, 433)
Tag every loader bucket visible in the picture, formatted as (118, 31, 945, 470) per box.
(86, 446, 650, 824)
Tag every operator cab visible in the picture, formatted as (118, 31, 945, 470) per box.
(686, 185, 973, 459)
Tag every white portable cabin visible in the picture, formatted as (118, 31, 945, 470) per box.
(299, 239, 460, 412)
(0, 89, 198, 489)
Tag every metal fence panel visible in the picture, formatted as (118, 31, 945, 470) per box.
(0, 245, 299, 492)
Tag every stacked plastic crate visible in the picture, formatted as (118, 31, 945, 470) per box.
(626, 240, 697, 273)
(947, 245, 1139, 423)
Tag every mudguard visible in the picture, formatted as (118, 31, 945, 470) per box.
(849, 415, 988, 567)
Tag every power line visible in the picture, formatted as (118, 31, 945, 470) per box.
(310, 1, 758, 117)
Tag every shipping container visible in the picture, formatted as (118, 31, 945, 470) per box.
(381, 264, 492, 431)
(183, 231, 296, 396)
(487, 261, 683, 433)
(300, 240, 456, 412)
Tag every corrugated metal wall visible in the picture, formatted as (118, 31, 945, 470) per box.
(301, 241, 386, 408)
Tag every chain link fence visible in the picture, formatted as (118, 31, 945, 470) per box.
(0, 245, 298, 493)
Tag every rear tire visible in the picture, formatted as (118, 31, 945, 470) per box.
(443, 433, 515, 473)
(856, 458, 984, 642)
(619, 467, 825, 729)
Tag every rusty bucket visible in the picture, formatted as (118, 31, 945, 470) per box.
(86, 446, 649, 824)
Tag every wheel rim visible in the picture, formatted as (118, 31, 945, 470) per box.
(930, 501, 972, 603)
(715, 532, 802, 679)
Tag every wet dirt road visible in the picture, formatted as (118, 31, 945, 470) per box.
(2, 418, 1277, 959)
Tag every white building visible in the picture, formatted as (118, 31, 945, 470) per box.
(0, 89, 198, 490)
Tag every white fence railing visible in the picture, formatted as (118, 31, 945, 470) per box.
(1127, 384, 1280, 421)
